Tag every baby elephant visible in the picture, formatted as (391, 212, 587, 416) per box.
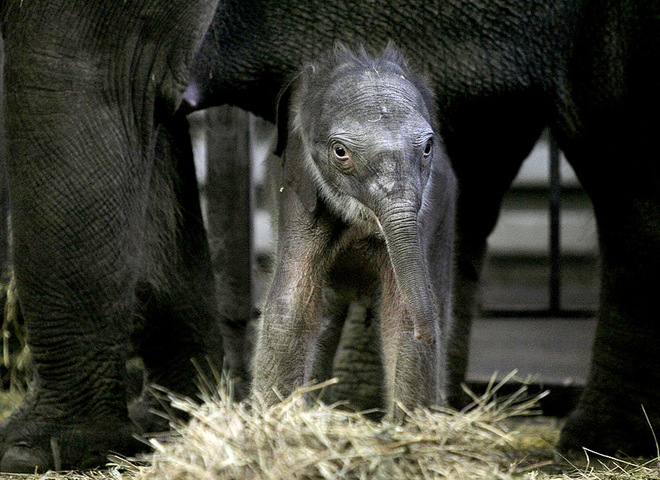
(252, 44, 456, 419)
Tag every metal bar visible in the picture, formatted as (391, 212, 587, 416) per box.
(548, 131, 562, 314)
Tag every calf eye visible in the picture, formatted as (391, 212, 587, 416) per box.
(420, 139, 433, 169)
(331, 142, 354, 172)
(423, 139, 433, 157)
(333, 143, 350, 160)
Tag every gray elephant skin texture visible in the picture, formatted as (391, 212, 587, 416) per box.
(0, 0, 658, 472)
(251, 44, 456, 420)
(0, 0, 222, 473)
(187, 0, 660, 458)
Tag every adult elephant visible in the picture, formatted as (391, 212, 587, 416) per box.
(0, 0, 223, 472)
(0, 0, 657, 473)
(186, 0, 659, 457)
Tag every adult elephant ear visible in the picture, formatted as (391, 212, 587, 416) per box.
(275, 68, 318, 213)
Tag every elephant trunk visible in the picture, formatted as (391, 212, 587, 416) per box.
(377, 201, 436, 344)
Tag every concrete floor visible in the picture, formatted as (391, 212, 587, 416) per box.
(467, 318, 596, 386)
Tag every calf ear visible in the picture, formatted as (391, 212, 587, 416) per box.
(283, 130, 318, 213)
(275, 68, 318, 213)
(275, 65, 314, 157)
(274, 82, 293, 157)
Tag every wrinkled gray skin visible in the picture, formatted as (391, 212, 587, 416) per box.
(0, 0, 223, 472)
(251, 45, 455, 419)
(187, 0, 660, 458)
(0, 35, 7, 271)
(0, 0, 659, 472)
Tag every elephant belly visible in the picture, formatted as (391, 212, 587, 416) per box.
(326, 239, 382, 301)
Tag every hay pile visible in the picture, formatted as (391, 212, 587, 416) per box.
(1, 376, 657, 480)
(2, 274, 31, 391)
(127, 376, 547, 480)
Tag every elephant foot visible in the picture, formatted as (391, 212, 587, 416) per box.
(0, 413, 143, 473)
(558, 405, 659, 458)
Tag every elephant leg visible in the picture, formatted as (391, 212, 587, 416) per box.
(379, 253, 437, 421)
(309, 290, 348, 385)
(205, 106, 253, 401)
(0, 0, 217, 472)
(442, 105, 547, 408)
(446, 162, 525, 408)
(251, 191, 335, 406)
(327, 300, 387, 412)
(0, 101, 146, 471)
(558, 151, 660, 456)
(301, 291, 348, 405)
(130, 113, 223, 432)
(440, 98, 546, 409)
(0, 34, 7, 272)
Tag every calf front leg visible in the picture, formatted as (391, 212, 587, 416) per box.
(251, 191, 335, 406)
